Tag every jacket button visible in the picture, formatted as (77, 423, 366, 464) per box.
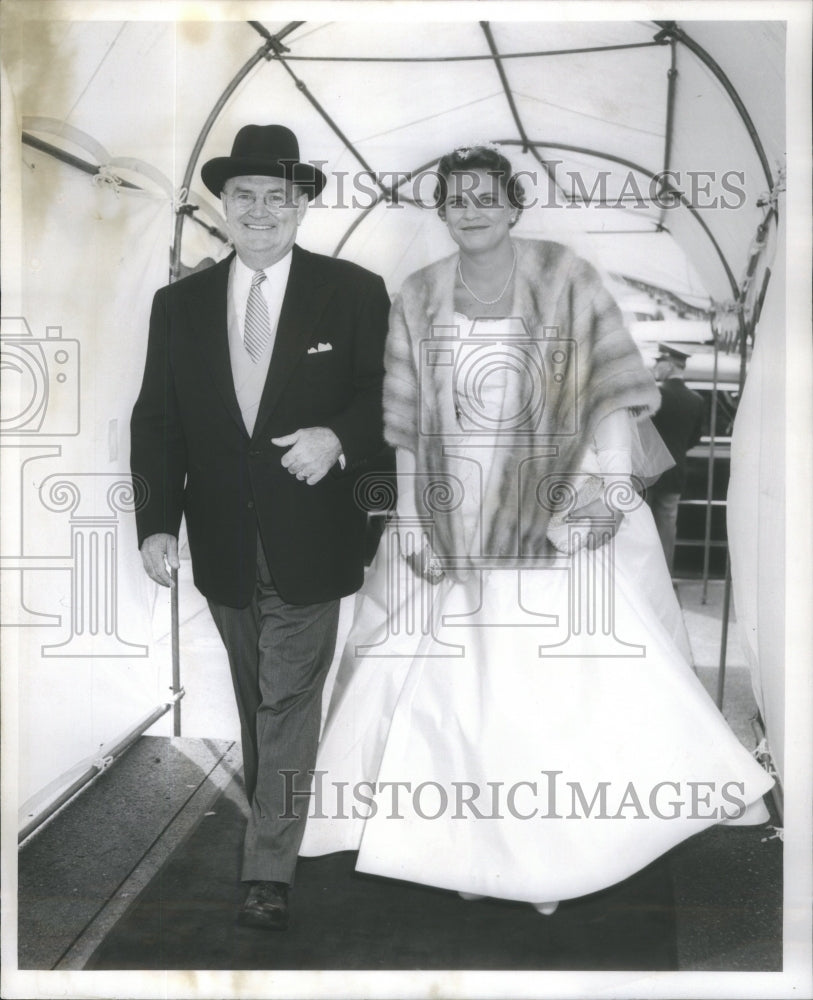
(249, 449, 260, 457)
(247, 500, 255, 509)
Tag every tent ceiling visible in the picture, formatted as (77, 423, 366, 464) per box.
(15, 16, 785, 305)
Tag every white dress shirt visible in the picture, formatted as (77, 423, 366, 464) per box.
(227, 249, 345, 466)
(226, 252, 291, 437)
(231, 251, 293, 355)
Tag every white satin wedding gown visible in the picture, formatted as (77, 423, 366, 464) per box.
(299, 320, 773, 905)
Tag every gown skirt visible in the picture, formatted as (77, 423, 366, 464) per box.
(300, 311, 772, 904)
(299, 499, 773, 904)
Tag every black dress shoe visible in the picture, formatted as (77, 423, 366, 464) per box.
(237, 880, 289, 930)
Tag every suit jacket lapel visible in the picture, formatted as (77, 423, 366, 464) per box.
(252, 245, 333, 440)
(184, 253, 247, 435)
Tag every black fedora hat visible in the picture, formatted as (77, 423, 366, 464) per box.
(201, 124, 326, 199)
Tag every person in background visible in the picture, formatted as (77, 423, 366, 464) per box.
(647, 343, 705, 573)
(130, 124, 390, 932)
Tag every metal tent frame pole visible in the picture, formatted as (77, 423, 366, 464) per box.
(716, 552, 732, 709)
(479, 22, 569, 201)
(701, 337, 720, 603)
(276, 39, 664, 65)
(653, 21, 775, 196)
(500, 139, 740, 297)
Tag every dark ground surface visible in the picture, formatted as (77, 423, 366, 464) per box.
(85, 778, 677, 972)
(18, 736, 782, 973)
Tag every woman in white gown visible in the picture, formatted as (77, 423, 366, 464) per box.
(299, 145, 773, 912)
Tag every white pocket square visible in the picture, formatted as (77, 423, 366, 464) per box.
(308, 342, 333, 354)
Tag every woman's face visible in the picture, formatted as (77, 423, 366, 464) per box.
(441, 169, 515, 255)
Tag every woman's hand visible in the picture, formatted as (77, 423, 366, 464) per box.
(571, 497, 624, 549)
(402, 539, 445, 584)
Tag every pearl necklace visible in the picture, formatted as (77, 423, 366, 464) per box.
(457, 246, 517, 305)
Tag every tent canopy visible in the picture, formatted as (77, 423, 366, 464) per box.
(2, 8, 792, 812)
(16, 16, 784, 305)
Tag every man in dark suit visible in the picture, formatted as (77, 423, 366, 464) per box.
(647, 343, 705, 573)
(130, 124, 390, 930)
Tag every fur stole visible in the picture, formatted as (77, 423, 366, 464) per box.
(383, 238, 660, 571)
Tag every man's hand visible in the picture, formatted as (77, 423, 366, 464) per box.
(271, 427, 342, 485)
(140, 533, 179, 587)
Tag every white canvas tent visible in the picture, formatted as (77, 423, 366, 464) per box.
(0, 6, 804, 834)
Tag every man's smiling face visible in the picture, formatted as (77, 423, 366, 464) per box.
(221, 175, 308, 269)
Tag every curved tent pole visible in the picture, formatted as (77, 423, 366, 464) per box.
(333, 138, 740, 302)
(648, 22, 778, 630)
(649, 21, 779, 598)
(279, 39, 665, 65)
(499, 139, 740, 298)
(269, 52, 392, 200)
(652, 21, 775, 197)
(334, 192, 391, 258)
(480, 22, 528, 149)
(174, 20, 750, 299)
(333, 155, 445, 257)
(480, 22, 568, 201)
(654, 22, 777, 603)
(169, 21, 305, 282)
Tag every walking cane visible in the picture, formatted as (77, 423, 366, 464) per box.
(171, 566, 182, 736)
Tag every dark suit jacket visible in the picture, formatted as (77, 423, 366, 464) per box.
(651, 377, 705, 494)
(130, 245, 390, 607)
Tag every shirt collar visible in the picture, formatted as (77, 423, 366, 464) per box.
(233, 250, 293, 293)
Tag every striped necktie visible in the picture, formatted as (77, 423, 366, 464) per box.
(244, 270, 271, 363)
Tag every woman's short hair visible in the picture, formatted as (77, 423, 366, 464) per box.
(433, 144, 526, 225)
